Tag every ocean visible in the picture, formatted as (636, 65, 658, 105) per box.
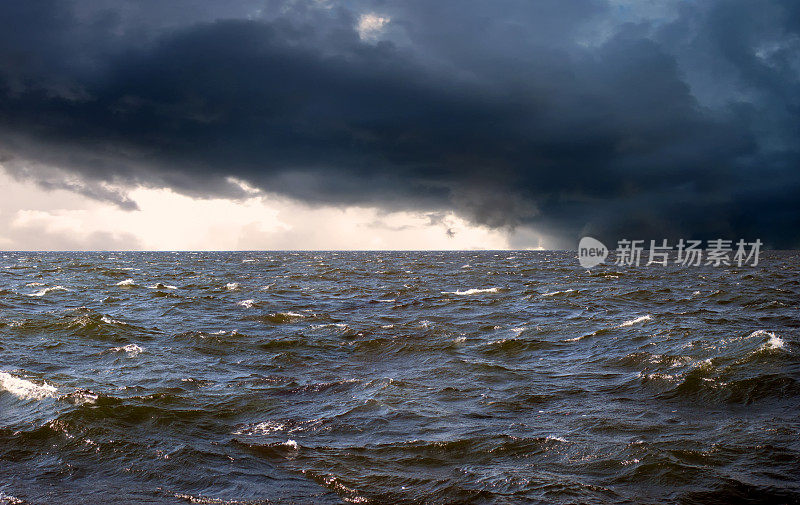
(0, 251, 798, 504)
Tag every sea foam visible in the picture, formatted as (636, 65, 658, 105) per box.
(0, 491, 24, 504)
(542, 289, 574, 297)
(441, 287, 501, 295)
(750, 330, 785, 351)
(618, 315, 653, 328)
(28, 285, 68, 297)
(0, 371, 57, 400)
(110, 344, 144, 357)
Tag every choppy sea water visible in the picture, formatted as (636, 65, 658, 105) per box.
(0, 251, 798, 505)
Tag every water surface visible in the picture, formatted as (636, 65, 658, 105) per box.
(1, 251, 798, 504)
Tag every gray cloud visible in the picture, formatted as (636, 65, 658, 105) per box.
(0, 0, 798, 248)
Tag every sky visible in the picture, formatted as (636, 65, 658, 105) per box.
(0, 0, 798, 250)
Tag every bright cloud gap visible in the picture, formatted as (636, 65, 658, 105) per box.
(0, 168, 539, 251)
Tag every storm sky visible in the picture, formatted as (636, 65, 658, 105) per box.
(0, 0, 798, 249)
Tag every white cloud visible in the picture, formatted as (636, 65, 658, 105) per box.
(357, 13, 390, 41)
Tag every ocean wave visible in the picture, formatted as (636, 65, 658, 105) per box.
(61, 389, 100, 405)
(441, 287, 501, 295)
(100, 315, 128, 325)
(148, 282, 177, 290)
(667, 370, 800, 403)
(169, 492, 249, 504)
(751, 330, 785, 351)
(0, 371, 57, 400)
(298, 471, 369, 504)
(233, 420, 289, 435)
(310, 323, 355, 336)
(13, 308, 156, 342)
(316, 474, 365, 504)
(280, 378, 361, 395)
(509, 326, 526, 336)
(108, 344, 145, 357)
(237, 299, 256, 308)
(226, 282, 240, 291)
(27, 285, 68, 297)
(0, 491, 24, 505)
(541, 289, 575, 297)
(115, 278, 137, 287)
(250, 311, 310, 324)
(480, 338, 553, 354)
(618, 315, 653, 328)
(563, 327, 610, 342)
(614, 352, 693, 369)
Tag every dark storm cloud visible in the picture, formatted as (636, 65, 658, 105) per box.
(0, 0, 798, 248)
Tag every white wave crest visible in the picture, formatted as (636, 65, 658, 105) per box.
(110, 344, 144, 357)
(233, 420, 286, 435)
(765, 335, 785, 350)
(100, 315, 128, 325)
(542, 289, 574, 297)
(237, 299, 256, 308)
(0, 491, 24, 504)
(0, 371, 57, 400)
(618, 315, 652, 328)
(63, 389, 99, 405)
(312, 323, 349, 330)
(170, 492, 238, 504)
(750, 330, 785, 350)
(115, 278, 136, 286)
(441, 287, 501, 295)
(28, 285, 68, 297)
(226, 282, 240, 291)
